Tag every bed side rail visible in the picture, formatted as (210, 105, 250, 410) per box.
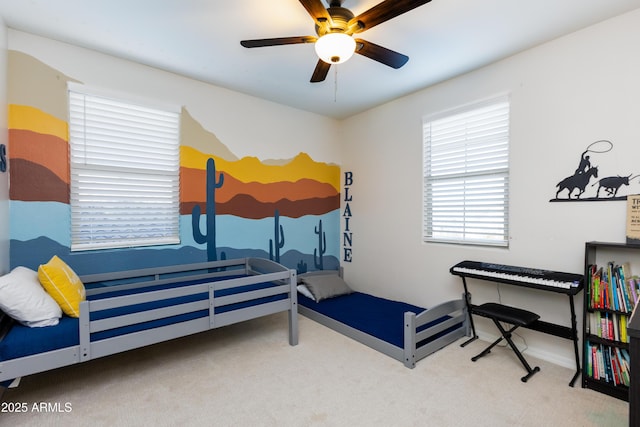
(79, 259, 299, 361)
(246, 257, 289, 275)
(213, 270, 291, 291)
(0, 346, 81, 383)
(82, 259, 251, 296)
(81, 258, 250, 284)
(79, 281, 213, 361)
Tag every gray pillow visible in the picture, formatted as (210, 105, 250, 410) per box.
(301, 274, 352, 302)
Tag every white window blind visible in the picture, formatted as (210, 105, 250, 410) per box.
(423, 96, 510, 246)
(68, 84, 181, 251)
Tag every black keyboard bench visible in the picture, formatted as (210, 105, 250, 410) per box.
(471, 302, 541, 382)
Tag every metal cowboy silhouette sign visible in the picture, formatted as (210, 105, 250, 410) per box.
(551, 140, 640, 202)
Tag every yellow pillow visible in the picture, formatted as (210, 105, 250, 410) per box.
(38, 255, 86, 318)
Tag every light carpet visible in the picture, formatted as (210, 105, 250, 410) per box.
(1, 313, 629, 427)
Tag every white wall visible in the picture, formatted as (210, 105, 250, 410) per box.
(340, 9, 640, 367)
(0, 17, 9, 274)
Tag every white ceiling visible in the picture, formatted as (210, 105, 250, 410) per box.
(1, 0, 639, 119)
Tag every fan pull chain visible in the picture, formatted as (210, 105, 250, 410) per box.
(334, 66, 338, 103)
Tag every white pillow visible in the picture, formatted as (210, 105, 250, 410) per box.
(297, 284, 315, 300)
(0, 266, 62, 327)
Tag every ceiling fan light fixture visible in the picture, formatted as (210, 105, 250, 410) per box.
(315, 33, 356, 64)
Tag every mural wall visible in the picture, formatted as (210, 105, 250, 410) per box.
(8, 51, 340, 275)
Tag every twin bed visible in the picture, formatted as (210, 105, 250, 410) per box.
(0, 257, 298, 386)
(296, 270, 470, 368)
(0, 259, 469, 390)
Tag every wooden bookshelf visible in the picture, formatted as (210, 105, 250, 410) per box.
(582, 242, 640, 401)
(628, 306, 640, 425)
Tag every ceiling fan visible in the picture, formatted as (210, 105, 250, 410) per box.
(240, 0, 432, 83)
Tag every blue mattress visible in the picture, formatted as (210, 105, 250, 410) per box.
(298, 291, 455, 348)
(0, 275, 286, 362)
(0, 316, 79, 360)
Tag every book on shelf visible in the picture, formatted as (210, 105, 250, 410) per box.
(630, 276, 639, 304)
(616, 347, 631, 386)
(588, 262, 640, 313)
(586, 342, 631, 386)
(588, 311, 631, 343)
(610, 347, 621, 385)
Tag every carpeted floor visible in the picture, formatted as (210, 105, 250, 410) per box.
(1, 313, 629, 426)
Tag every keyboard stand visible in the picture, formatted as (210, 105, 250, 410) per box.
(460, 278, 479, 347)
(452, 267, 583, 387)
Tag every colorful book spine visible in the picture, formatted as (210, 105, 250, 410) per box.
(618, 264, 632, 312)
(609, 263, 619, 311)
(586, 342, 593, 377)
(631, 276, 639, 306)
(620, 315, 628, 343)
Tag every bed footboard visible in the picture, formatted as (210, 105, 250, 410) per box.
(299, 288, 470, 368)
(403, 298, 469, 368)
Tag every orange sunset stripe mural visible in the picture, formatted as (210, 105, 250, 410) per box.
(9, 104, 340, 220)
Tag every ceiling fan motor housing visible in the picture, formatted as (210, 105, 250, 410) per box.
(315, 5, 357, 37)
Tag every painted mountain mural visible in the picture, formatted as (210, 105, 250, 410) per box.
(8, 51, 340, 275)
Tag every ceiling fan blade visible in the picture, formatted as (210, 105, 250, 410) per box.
(240, 36, 316, 48)
(310, 60, 331, 83)
(298, 0, 334, 29)
(349, 0, 432, 33)
(354, 39, 408, 69)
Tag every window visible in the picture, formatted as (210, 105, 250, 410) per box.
(68, 83, 181, 251)
(423, 96, 510, 246)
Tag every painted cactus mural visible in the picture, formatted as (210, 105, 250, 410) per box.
(297, 260, 308, 274)
(269, 209, 285, 263)
(192, 157, 224, 262)
(7, 50, 341, 275)
(314, 219, 327, 270)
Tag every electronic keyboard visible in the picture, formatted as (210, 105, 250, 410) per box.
(450, 260, 584, 295)
(450, 260, 584, 386)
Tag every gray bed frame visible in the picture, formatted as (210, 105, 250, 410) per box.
(298, 270, 469, 368)
(0, 257, 297, 385)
